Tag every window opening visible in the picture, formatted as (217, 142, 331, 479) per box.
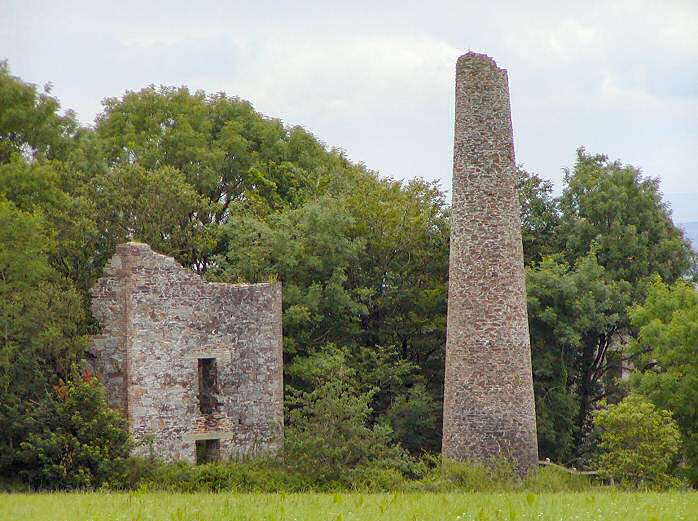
(197, 358, 219, 414)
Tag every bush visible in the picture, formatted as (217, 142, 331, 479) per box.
(386, 383, 441, 455)
(592, 394, 683, 489)
(112, 457, 312, 492)
(523, 465, 593, 492)
(437, 458, 519, 492)
(398, 457, 516, 493)
(284, 379, 413, 488)
(114, 455, 600, 494)
(18, 371, 131, 489)
(348, 465, 406, 491)
(399, 457, 598, 493)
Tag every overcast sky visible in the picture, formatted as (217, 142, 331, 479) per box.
(2, 0, 697, 221)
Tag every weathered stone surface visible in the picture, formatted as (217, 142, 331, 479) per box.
(90, 242, 283, 462)
(442, 52, 538, 473)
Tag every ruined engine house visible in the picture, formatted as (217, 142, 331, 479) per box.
(90, 242, 283, 463)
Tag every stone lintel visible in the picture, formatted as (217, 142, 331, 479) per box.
(184, 431, 236, 441)
(184, 351, 230, 360)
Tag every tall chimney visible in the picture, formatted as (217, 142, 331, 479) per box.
(442, 52, 538, 473)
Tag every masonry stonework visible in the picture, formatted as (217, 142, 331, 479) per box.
(442, 53, 538, 473)
(90, 242, 283, 462)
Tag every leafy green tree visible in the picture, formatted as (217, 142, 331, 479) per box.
(212, 177, 449, 451)
(517, 167, 560, 265)
(386, 383, 441, 455)
(286, 343, 425, 452)
(212, 196, 367, 355)
(629, 279, 698, 484)
(525, 149, 694, 463)
(559, 148, 694, 291)
(88, 164, 217, 272)
(284, 352, 411, 487)
(343, 176, 449, 380)
(0, 61, 79, 163)
(592, 394, 682, 488)
(0, 62, 99, 293)
(94, 86, 363, 269)
(0, 197, 87, 474)
(19, 372, 131, 489)
(0, 158, 97, 293)
(526, 253, 628, 462)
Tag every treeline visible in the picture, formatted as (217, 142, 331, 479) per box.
(0, 61, 696, 490)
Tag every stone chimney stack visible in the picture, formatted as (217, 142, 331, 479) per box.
(442, 52, 538, 473)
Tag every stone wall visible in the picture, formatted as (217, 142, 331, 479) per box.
(90, 242, 283, 462)
(442, 52, 538, 473)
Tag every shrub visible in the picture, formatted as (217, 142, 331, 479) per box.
(592, 394, 683, 489)
(18, 371, 131, 489)
(112, 458, 311, 493)
(398, 457, 519, 493)
(284, 379, 413, 488)
(523, 465, 593, 492)
(386, 383, 441, 455)
(438, 458, 520, 492)
(348, 465, 406, 491)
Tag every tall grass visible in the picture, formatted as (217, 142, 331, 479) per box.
(1, 491, 696, 521)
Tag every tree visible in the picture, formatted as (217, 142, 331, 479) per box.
(94, 86, 364, 272)
(517, 167, 560, 265)
(342, 176, 449, 383)
(0, 197, 87, 475)
(0, 61, 79, 164)
(559, 148, 694, 291)
(284, 350, 411, 487)
(386, 383, 441, 455)
(592, 394, 682, 488)
(19, 372, 131, 489)
(526, 253, 628, 462)
(211, 177, 450, 451)
(0, 158, 97, 294)
(88, 164, 217, 272)
(524, 149, 695, 463)
(629, 279, 698, 485)
(212, 196, 367, 356)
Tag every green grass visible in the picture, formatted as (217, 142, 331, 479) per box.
(1, 492, 697, 521)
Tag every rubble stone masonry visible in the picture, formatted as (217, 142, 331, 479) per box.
(442, 52, 538, 473)
(90, 242, 283, 462)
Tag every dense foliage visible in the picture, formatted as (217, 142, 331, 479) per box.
(524, 149, 695, 469)
(629, 279, 698, 485)
(1, 61, 696, 490)
(592, 394, 683, 488)
(19, 372, 131, 489)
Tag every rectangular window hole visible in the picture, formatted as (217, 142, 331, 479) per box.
(198, 358, 219, 415)
(195, 439, 220, 464)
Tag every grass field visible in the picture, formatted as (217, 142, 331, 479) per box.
(1, 491, 697, 521)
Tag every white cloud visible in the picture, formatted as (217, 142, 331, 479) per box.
(508, 20, 597, 63)
(220, 36, 460, 117)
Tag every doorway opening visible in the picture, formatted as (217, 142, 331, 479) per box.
(195, 439, 220, 464)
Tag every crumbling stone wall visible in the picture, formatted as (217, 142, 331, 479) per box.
(442, 52, 538, 473)
(90, 242, 283, 462)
